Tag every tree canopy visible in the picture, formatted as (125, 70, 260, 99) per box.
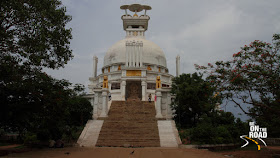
(171, 73, 247, 144)
(195, 34, 280, 137)
(195, 34, 280, 116)
(0, 0, 73, 70)
(0, 0, 92, 142)
(171, 73, 221, 128)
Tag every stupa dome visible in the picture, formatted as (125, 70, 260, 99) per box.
(104, 37, 167, 68)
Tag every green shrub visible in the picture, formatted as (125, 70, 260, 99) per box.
(23, 132, 39, 145)
(178, 111, 248, 145)
(62, 126, 84, 143)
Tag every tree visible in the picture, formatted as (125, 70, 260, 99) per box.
(195, 34, 280, 137)
(66, 83, 93, 127)
(171, 73, 221, 128)
(0, 0, 72, 70)
(0, 0, 73, 105)
(67, 97, 92, 126)
(0, 0, 75, 141)
(189, 111, 248, 144)
(1, 70, 92, 141)
(172, 74, 248, 144)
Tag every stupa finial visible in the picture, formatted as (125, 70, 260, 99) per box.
(120, 4, 152, 32)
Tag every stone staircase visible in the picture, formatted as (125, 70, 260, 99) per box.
(96, 101, 160, 147)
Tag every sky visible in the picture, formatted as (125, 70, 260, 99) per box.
(45, 0, 280, 120)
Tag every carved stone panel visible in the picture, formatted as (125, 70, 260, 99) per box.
(126, 81, 142, 101)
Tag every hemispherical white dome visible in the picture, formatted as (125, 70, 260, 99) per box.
(103, 38, 167, 68)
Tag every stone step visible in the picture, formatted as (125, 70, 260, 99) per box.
(96, 101, 160, 147)
(97, 140, 160, 143)
(98, 137, 159, 140)
(99, 138, 159, 140)
(96, 143, 160, 147)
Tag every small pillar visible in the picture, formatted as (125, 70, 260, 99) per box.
(132, 41, 136, 67)
(129, 42, 133, 67)
(100, 89, 109, 117)
(93, 92, 99, 119)
(176, 55, 180, 77)
(139, 42, 143, 67)
(166, 92, 172, 119)
(141, 80, 146, 101)
(93, 55, 98, 78)
(121, 80, 126, 101)
(136, 41, 139, 67)
(156, 90, 163, 118)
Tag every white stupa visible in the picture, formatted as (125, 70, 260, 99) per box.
(87, 4, 180, 119)
(80, 4, 181, 148)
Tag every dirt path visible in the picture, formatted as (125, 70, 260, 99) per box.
(4, 147, 226, 158)
(0, 145, 21, 150)
(219, 146, 280, 158)
(3, 146, 280, 158)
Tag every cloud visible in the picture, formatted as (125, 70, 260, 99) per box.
(55, 0, 280, 81)
(49, 0, 280, 120)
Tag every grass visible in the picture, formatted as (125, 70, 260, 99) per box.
(0, 143, 11, 146)
(14, 145, 25, 149)
(214, 143, 260, 152)
(237, 143, 259, 151)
